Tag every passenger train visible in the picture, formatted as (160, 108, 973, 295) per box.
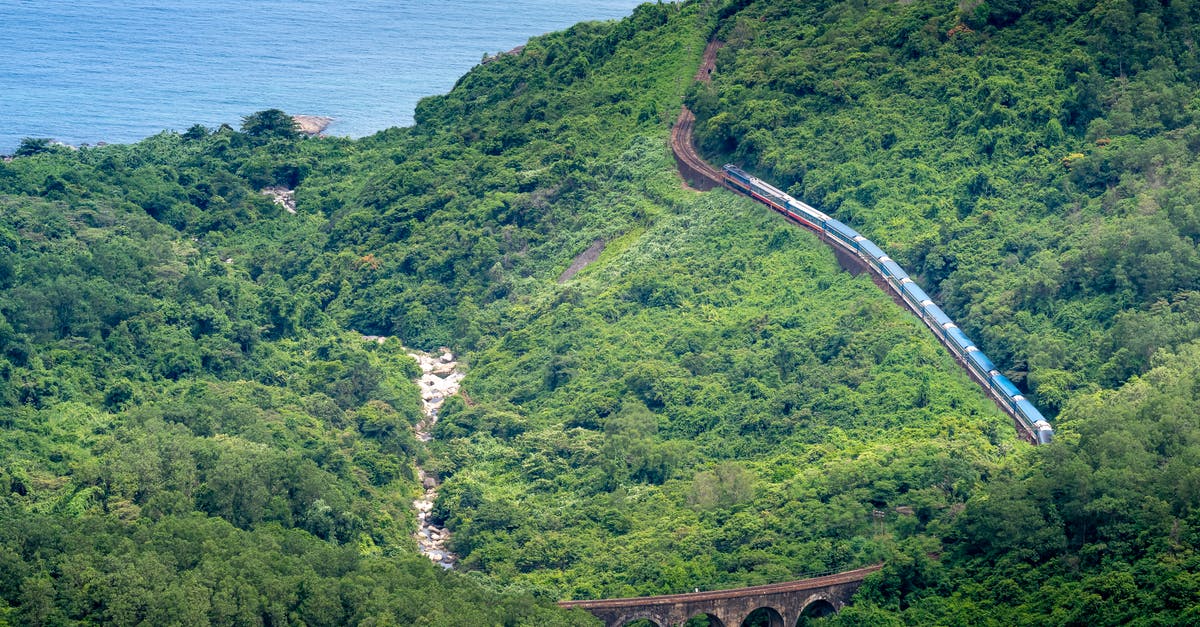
(722, 164, 1053, 444)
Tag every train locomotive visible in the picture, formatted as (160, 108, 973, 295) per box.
(722, 164, 1053, 444)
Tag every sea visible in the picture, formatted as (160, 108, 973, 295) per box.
(0, 0, 647, 154)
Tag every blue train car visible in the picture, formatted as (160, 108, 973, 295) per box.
(723, 166, 753, 195)
(1015, 400, 1054, 443)
(880, 260, 908, 282)
(723, 164, 752, 185)
(901, 282, 932, 308)
(858, 238, 887, 261)
(945, 326, 975, 353)
(922, 303, 954, 330)
(990, 373, 1023, 399)
(965, 349, 997, 377)
(825, 219, 860, 251)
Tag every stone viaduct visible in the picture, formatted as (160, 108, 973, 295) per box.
(558, 564, 882, 627)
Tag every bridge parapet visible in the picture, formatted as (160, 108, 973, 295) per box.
(559, 564, 881, 627)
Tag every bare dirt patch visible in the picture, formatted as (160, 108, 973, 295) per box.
(558, 239, 606, 283)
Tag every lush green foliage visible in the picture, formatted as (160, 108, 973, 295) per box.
(0, 150, 593, 623)
(835, 341, 1200, 626)
(0, 509, 594, 626)
(691, 0, 1200, 414)
(5, 0, 1200, 622)
(688, 0, 1200, 621)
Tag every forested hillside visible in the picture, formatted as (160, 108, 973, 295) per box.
(687, 0, 1200, 622)
(0, 131, 594, 623)
(692, 0, 1200, 412)
(3, 0, 1200, 624)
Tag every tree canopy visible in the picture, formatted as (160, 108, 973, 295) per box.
(3, 0, 1200, 623)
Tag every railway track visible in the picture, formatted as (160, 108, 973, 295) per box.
(670, 39, 1048, 444)
(671, 106, 724, 189)
(671, 39, 725, 190)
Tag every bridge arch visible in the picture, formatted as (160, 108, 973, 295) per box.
(796, 598, 836, 625)
(685, 612, 726, 626)
(741, 606, 785, 627)
(620, 617, 663, 627)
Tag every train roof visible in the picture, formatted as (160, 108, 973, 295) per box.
(881, 260, 908, 280)
(747, 176, 792, 200)
(858, 239, 887, 261)
(825, 219, 860, 241)
(966, 349, 997, 375)
(923, 303, 953, 327)
(945, 326, 975, 351)
(990, 373, 1023, 398)
(902, 282, 931, 304)
(1015, 399, 1047, 424)
(786, 199, 830, 222)
(722, 165, 751, 182)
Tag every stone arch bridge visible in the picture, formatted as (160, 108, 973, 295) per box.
(559, 564, 882, 627)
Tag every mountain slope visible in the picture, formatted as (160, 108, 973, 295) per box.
(5, 0, 1200, 623)
(687, 0, 1200, 622)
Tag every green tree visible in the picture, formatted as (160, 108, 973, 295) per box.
(13, 138, 55, 157)
(241, 109, 299, 140)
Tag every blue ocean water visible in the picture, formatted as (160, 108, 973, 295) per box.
(0, 0, 646, 154)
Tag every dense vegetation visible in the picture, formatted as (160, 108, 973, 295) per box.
(3, 0, 1200, 623)
(0, 133, 593, 624)
(691, 0, 1200, 414)
(687, 0, 1200, 622)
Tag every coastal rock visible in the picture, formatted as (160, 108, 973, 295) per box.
(292, 115, 333, 135)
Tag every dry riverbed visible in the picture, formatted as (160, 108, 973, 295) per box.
(407, 348, 464, 569)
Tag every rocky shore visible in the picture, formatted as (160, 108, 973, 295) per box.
(292, 114, 333, 135)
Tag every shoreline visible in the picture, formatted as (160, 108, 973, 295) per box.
(292, 114, 334, 135)
(4, 113, 335, 156)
